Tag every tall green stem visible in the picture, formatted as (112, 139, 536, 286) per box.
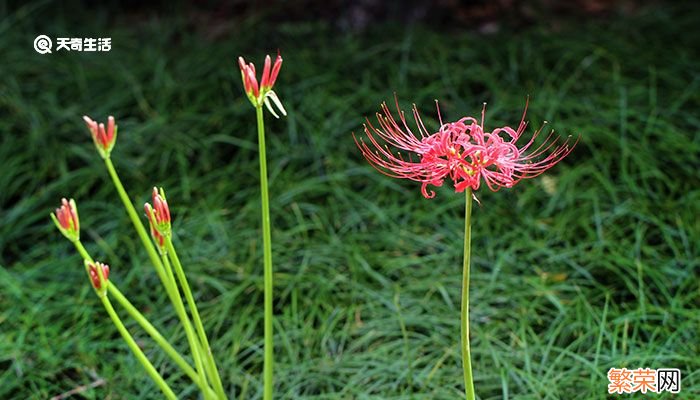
(110, 285, 218, 399)
(461, 188, 475, 400)
(161, 252, 211, 398)
(99, 294, 177, 400)
(102, 158, 212, 398)
(255, 105, 274, 400)
(73, 240, 92, 262)
(73, 240, 217, 398)
(103, 158, 171, 297)
(166, 238, 227, 399)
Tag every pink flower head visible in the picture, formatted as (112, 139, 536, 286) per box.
(354, 97, 577, 199)
(144, 187, 171, 250)
(83, 115, 118, 158)
(86, 261, 110, 290)
(51, 198, 80, 241)
(238, 52, 287, 118)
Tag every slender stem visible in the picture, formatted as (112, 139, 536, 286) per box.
(99, 294, 177, 400)
(255, 105, 274, 400)
(161, 251, 211, 398)
(104, 157, 214, 397)
(109, 284, 218, 399)
(73, 240, 92, 262)
(461, 188, 475, 400)
(103, 158, 172, 300)
(166, 238, 227, 399)
(74, 240, 217, 398)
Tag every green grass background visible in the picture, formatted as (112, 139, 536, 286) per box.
(1, 2, 698, 399)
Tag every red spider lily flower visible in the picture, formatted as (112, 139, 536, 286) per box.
(454, 104, 577, 193)
(83, 115, 118, 159)
(144, 187, 171, 251)
(238, 53, 287, 118)
(86, 261, 110, 290)
(354, 98, 577, 199)
(51, 198, 80, 241)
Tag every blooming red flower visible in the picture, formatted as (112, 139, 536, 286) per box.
(238, 53, 287, 118)
(83, 115, 117, 158)
(51, 198, 80, 241)
(354, 98, 577, 198)
(144, 187, 171, 250)
(87, 261, 110, 290)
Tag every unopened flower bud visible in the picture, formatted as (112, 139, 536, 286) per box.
(51, 198, 80, 242)
(86, 260, 110, 290)
(238, 52, 287, 118)
(83, 115, 118, 158)
(144, 187, 171, 252)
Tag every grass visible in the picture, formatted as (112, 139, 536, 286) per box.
(1, 2, 699, 399)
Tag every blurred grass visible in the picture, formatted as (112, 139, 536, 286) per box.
(0, 1, 699, 399)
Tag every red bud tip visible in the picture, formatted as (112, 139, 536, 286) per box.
(107, 116, 115, 143)
(145, 203, 165, 247)
(98, 123, 108, 148)
(84, 115, 117, 156)
(88, 261, 110, 290)
(55, 197, 79, 233)
(151, 187, 171, 224)
(261, 55, 272, 89)
(238, 53, 283, 99)
(83, 116, 97, 131)
(247, 69, 259, 97)
(269, 53, 283, 88)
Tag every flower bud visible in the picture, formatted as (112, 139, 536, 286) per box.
(145, 203, 165, 249)
(144, 187, 171, 252)
(86, 261, 110, 290)
(51, 198, 80, 242)
(238, 53, 286, 118)
(83, 115, 118, 159)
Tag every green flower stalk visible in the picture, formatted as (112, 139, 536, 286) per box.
(71, 238, 217, 398)
(461, 189, 475, 399)
(238, 52, 286, 400)
(77, 116, 226, 398)
(51, 199, 177, 399)
(84, 117, 206, 384)
(146, 187, 227, 399)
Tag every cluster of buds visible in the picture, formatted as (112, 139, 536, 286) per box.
(238, 53, 287, 118)
(83, 115, 118, 159)
(51, 198, 111, 293)
(144, 187, 172, 252)
(86, 260, 110, 291)
(51, 198, 80, 242)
